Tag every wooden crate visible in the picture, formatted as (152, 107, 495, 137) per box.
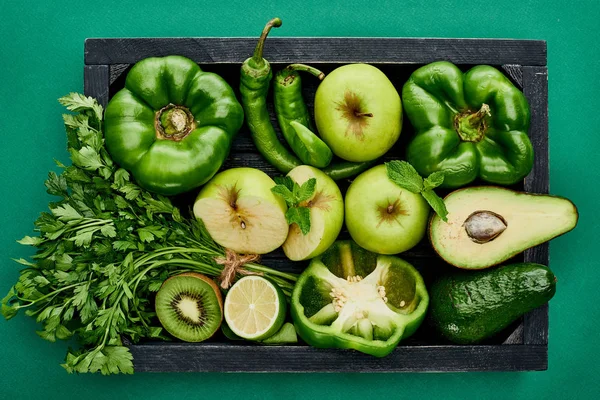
(84, 37, 549, 372)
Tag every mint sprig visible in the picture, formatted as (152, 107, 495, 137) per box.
(271, 177, 316, 235)
(385, 161, 449, 222)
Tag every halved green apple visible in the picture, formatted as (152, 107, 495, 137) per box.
(193, 168, 288, 254)
(282, 166, 344, 261)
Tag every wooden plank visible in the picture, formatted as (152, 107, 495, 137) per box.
(85, 38, 547, 66)
(522, 66, 550, 345)
(109, 64, 129, 85)
(129, 343, 547, 372)
(83, 65, 109, 107)
(501, 64, 523, 89)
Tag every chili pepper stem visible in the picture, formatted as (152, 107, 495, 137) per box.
(252, 17, 282, 66)
(454, 103, 491, 142)
(284, 63, 326, 80)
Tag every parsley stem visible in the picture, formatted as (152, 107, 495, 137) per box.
(245, 263, 298, 282)
(15, 282, 87, 306)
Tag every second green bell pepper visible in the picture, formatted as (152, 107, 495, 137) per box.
(104, 55, 244, 196)
(291, 240, 429, 357)
(403, 61, 534, 188)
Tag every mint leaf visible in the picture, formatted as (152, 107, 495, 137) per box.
(385, 161, 423, 193)
(273, 176, 295, 192)
(423, 171, 445, 191)
(422, 190, 449, 222)
(386, 161, 449, 222)
(272, 176, 317, 235)
(296, 178, 316, 202)
(285, 207, 311, 235)
(270, 184, 294, 204)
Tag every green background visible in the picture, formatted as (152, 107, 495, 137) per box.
(0, 0, 597, 398)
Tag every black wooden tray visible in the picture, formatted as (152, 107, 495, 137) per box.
(83, 37, 548, 372)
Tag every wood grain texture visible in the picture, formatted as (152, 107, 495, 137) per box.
(85, 37, 547, 66)
(128, 343, 547, 372)
(83, 65, 109, 107)
(85, 37, 549, 372)
(501, 64, 523, 89)
(522, 66, 550, 345)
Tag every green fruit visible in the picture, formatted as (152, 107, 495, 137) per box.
(345, 165, 430, 254)
(283, 165, 344, 261)
(428, 263, 556, 344)
(224, 276, 287, 341)
(155, 273, 223, 342)
(314, 64, 402, 162)
(193, 167, 289, 254)
(430, 186, 579, 269)
(260, 322, 298, 345)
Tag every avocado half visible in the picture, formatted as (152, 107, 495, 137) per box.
(429, 186, 578, 269)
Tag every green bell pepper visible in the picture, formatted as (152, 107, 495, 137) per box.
(403, 61, 533, 188)
(104, 55, 244, 196)
(291, 240, 428, 357)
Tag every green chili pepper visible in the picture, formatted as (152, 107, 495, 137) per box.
(274, 64, 332, 168)
(239, 18, 373, 180)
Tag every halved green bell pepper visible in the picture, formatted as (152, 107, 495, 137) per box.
(291, 240, 428, 357)
(403, 61, 533, 188)
(104, 55, 244, 196)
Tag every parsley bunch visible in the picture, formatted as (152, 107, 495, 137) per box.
(1, 94, 297, 375)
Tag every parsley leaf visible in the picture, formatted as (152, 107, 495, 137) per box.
(2, 93, 299, 376)
(385, 160, 448, 222)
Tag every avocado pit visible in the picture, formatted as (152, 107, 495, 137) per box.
(464, 210, 507, 244)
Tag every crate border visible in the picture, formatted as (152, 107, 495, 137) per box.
(84, 37, 549, 372)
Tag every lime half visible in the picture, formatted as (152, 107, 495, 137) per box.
(224, 276, 286, 341)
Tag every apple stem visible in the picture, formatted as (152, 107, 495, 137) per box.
(387, 204, 394, 214)
(354, 112, 373, 118)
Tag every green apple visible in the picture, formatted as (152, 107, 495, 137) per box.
(314, 63, 402, 162)
(345, 165, 429, 254)
(193, 168, 288, 254)
(282, 165, 344, 261)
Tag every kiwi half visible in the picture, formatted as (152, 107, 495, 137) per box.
(155, 272, 223, 342)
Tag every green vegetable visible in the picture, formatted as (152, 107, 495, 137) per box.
(428, 263, 556, 343)
(291, 241, 429, 357)
(274, 64, 332, 168)
(403, 61, 533, 188)
(260, 322, 298, 345)
(239, 18, 373, 180)
(288, 121, 333, 168)
(0, 94, 297, 375)
(222, 322, 298, 345)
(271, 176, 317, 235)
(385, 160, 448, 221)
(104, 55, 243, 196)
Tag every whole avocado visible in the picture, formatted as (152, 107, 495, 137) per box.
(428, 263, 556, 344)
